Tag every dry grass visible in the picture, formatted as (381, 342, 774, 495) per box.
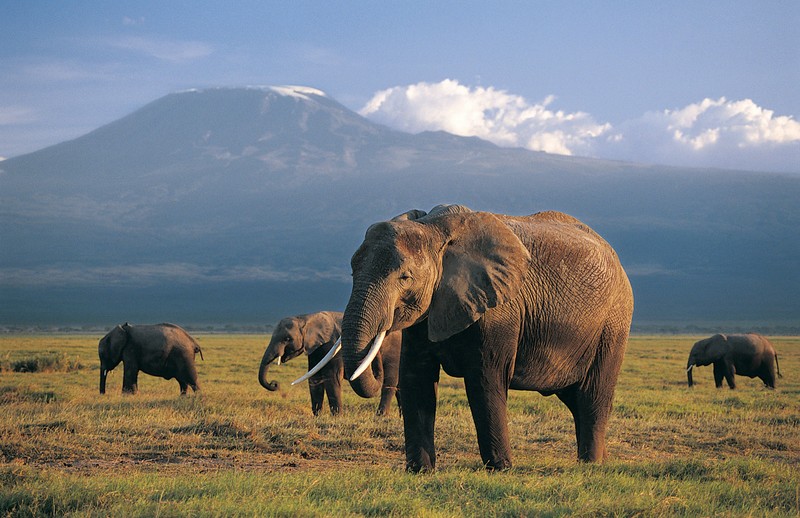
(0, 333, 797, 516)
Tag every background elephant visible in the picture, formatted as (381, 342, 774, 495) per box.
(258, 311, 402, 416)
(687, 333, 782, 389)
(98, 322, 203, 395)
(307, 204, 633, 471)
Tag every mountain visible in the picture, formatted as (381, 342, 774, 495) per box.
(1, 86, 798, 332)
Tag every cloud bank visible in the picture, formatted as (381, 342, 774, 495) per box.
(0, 263, 350, 287)
(360, 80, 800, 173)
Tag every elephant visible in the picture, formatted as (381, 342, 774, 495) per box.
(686, 333, 782, 389)
(98, 322, 204, 395)
(259, 311, 402, 416)
(301, 204, 634, 471)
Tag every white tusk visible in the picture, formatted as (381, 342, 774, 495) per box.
(275, 356, 281, 366)
(349, 331, 386, 382)
(686, 365, 694, 372)
(291, 338, 341, 385)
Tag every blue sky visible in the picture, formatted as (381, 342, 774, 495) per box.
(2, 1, 798, 172)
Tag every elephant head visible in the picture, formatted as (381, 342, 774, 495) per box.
(686, 333, 728, 386)
(333, 205, 530, 398)
(98, 323, 130, 394)
(259, 312, 341, 391)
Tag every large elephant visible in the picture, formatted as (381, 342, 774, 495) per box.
(686, 333, 782, 389)
(303, 205, 634, 471)
(259, 311, 401, 416)
(98, 322, 204, 395)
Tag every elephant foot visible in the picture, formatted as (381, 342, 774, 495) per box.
(483, 458, 512, 471)
(405, 461, 434, 474)
(577, 446, 607, 463)
(405, 450, 435, 473)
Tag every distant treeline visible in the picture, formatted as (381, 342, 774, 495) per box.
(631, 322, 800, 336)
(1, 322, 798, 336)
(0, 323, 276, 335)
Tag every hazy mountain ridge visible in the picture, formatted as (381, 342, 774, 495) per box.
(1, 86, 797, 327)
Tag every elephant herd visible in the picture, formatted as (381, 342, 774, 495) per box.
(97, 205, 783, 471)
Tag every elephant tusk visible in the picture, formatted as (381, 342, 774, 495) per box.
(686, 365, 694, 372)
(275, 356, 281, 366)
(291, 338, 341, 385)
(349, 331, 386, 382)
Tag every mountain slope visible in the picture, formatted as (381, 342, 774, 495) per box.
(1, 86, 798, 329)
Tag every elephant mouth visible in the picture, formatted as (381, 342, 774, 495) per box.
(280, 350, 304, 364)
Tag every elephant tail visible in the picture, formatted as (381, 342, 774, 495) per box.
(775, 353, 782, 378)
(195, 344, 204, 361)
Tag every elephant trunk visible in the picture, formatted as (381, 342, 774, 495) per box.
(687, 361, 694, 387)
(342, 290, 386, 398)
(99, 367, 107, 394)
(258, 360, 279, 391)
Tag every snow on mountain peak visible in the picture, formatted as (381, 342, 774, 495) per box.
(175, 85, 327, 100)
(268, 85, 327, 100)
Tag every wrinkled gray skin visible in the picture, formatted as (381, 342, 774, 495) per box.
(687, 333, 782, 389)
(258, 311, 401, 416)
(98, 323, 203, 395)
(341, 205, 634, 471)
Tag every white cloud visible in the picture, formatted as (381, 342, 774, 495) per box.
(646, 97, 800, 149)
(107, 36, 213, 63)
(601, 97, 800, 172)
(360, 80, 610, 156)
(360, 81, 800, 173)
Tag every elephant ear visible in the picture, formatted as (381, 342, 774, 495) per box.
(391, 209, 428, 221)
(105, 324, 129, 367)
(303, 312, 340, 355)
(427, 212, 531, 342)
(707, 333, 728, 357)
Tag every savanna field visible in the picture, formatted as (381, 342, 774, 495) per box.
(0, 334, 797, 516)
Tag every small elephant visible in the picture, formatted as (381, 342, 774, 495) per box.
(258, 311, 401, 416)
(99, 322, 204, 395)
(687, 333, 782, 389)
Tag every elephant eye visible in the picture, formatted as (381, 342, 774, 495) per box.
(399, 272, 413, 283)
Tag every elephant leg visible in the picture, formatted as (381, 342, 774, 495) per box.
(571, 388, 611, 462)
(713, 362, 725, 388)
(557, 386, 581, 453)
(570, 327, 628, 462)
(399, 327, 440, 472)
(462, 320, 516, 471)
(463, 372, 512, 470)
(308, 379, 325, 416)
(377, 386, 397, 416)
(178, 380, 188, 395)
(184, 364, 200, 393)
(324, 377, 342, 416)
(723, 361, 736, 389)
(122, 361, 139, 394)
(761, 361, 777, 388)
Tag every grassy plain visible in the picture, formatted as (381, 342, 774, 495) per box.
(0, 334, 798, 516)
